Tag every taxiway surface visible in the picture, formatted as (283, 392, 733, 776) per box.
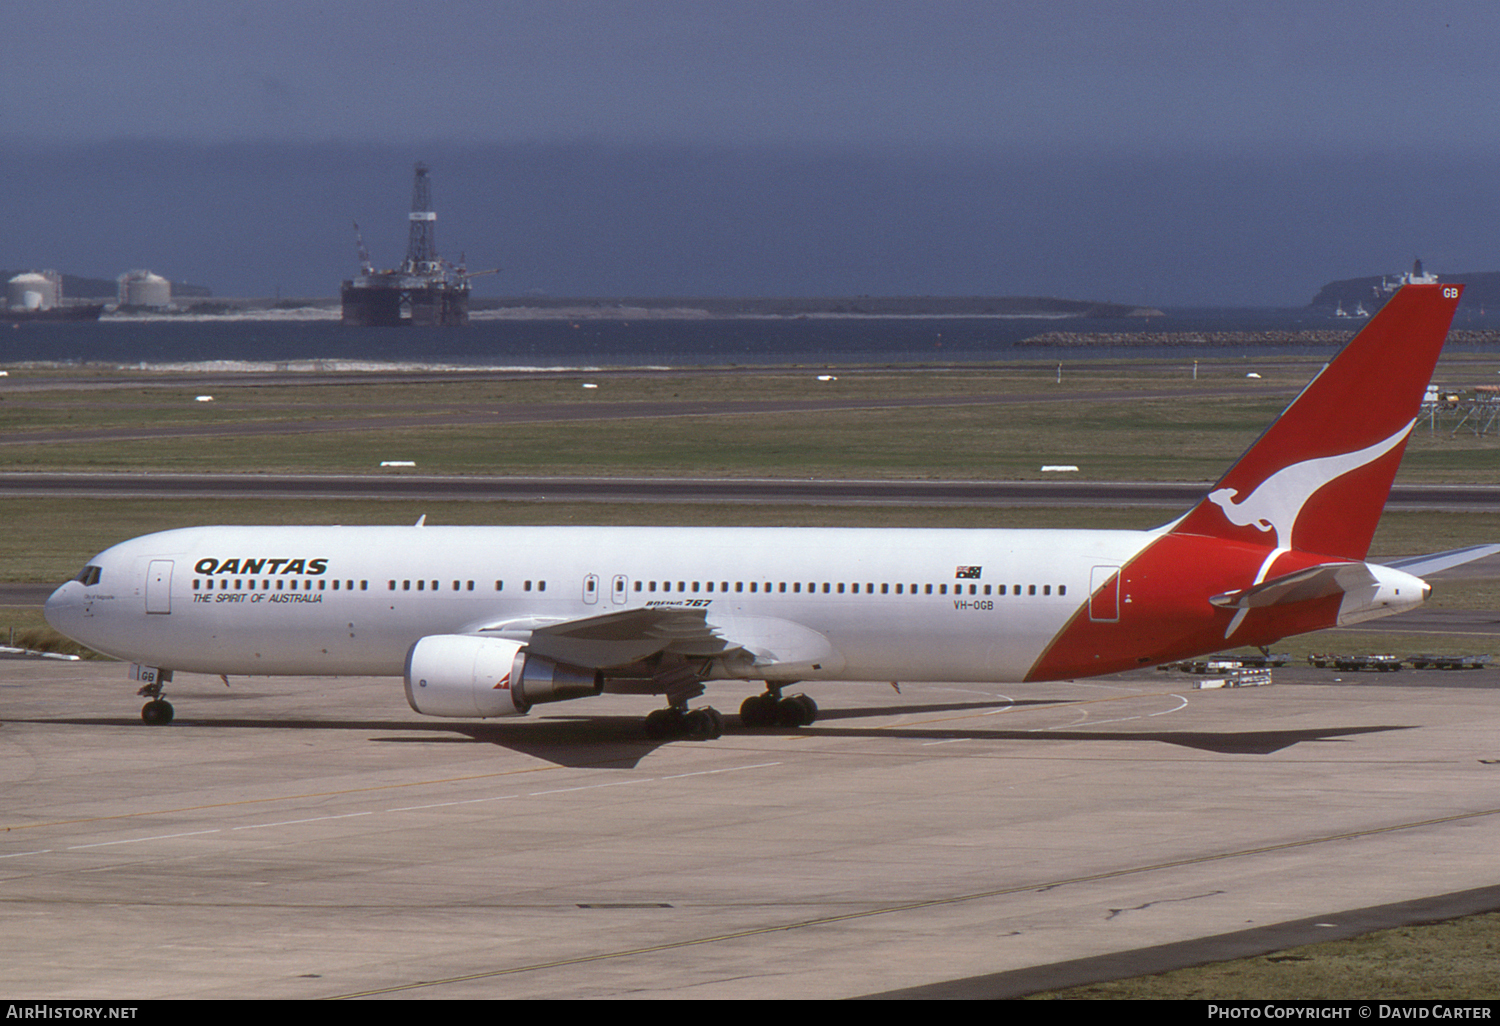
(3, 659, 1500, 998)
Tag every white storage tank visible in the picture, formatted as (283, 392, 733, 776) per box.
(7, 271, 61, 311)
(117, 270, 171, 307)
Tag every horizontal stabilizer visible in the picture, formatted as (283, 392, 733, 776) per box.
(1383, 544, 1500, 579)
(1210, 562, 1377, 610)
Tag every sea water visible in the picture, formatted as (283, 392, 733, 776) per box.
(4, 307, 1500, 369)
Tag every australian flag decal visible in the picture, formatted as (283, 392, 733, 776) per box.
(955, 565, 983, 579)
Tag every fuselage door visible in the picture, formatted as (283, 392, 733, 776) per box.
(582, 573, 600, 605)
(611, 575, 629, 605)
(1088, 565, 1121, 622)
(146, 560, 174, 615)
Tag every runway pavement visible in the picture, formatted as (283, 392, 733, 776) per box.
(3, 659, 1500, 998)
(1, 471, 1498, 510)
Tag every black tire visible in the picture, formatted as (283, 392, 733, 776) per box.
(141, 699, 174, 725)
(739, 693, 775, 727)
(777, 694, 817, 728)
(688, 707, 724, 740)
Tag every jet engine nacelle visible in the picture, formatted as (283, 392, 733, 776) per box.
(403, 634, 603, 718)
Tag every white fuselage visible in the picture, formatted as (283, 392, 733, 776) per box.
(44, 524, 1156, 683)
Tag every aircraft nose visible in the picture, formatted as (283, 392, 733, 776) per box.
(43, 581, 80, 635)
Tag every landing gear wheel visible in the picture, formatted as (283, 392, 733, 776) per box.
(686, 707, 724, 740)
(739, 693, 779, 728)
(644, 705, 723, 740)
(777, 694, 817, 727)
(644, 707, 683, 740)
(141, 699, 174, 725)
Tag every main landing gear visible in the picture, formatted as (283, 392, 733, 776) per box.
(644, 704, 724, 741)
(637, 679, 816, 741)
(641, 688, 817, 740)
(738, 688, 817, 729)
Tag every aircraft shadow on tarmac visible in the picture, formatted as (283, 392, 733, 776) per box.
(15, 698, 1414, 768)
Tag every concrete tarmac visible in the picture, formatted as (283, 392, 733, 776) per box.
(4, 659, 1500, 998)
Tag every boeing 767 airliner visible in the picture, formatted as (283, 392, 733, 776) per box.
(44, 283, 1488, 738)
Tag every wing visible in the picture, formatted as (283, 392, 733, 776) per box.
(469, 606, 843, 678)
(474, 607, 736, 668)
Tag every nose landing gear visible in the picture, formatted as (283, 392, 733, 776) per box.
(141, 698, 174, 725)
(136, 671, 174, 725)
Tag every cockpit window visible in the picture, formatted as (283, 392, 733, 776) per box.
(73, 565, 102, 587)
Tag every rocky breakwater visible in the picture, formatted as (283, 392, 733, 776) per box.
(1018, 329, 1500, 348)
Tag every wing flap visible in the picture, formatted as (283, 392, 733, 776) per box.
(465, 606, 843, 677)
(476, 607, 738, 668)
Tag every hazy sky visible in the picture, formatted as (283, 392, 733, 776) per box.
(4, 1, 1499, 304)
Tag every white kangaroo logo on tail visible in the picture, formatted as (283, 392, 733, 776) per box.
(1208, 420, 1414, 550)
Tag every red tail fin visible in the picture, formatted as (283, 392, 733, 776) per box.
(1170, 283, 1462, 560)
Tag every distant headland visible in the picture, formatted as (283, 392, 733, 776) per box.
(59, 293, 1167, 322)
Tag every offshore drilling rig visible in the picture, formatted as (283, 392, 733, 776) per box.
(341, 163, 490, 325)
